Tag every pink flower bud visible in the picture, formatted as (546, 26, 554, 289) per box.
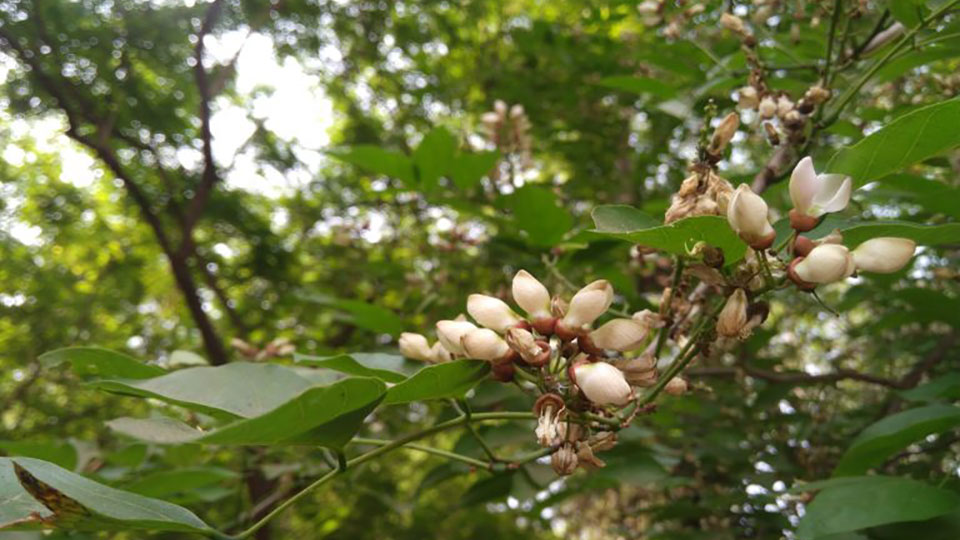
(551, 443, 578, 476)
(789, 157, 852, 219)
(461, 328, 512, 361)
(716, 288, 748, 338)
(561, 280, 614, 330)
(588, 318, 651, 352)
(852, 237, 916, 274)
(399, 333, 433, 362)
(435, 320, 478, 355)
(572, 361, 633, 406)
(793, 244, 855, 284)
(467, 294, 521, 333)
(512, 269, 551, 319)
(726, 184, 776, 250)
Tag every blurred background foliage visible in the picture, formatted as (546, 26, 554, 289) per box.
(0, 0, 958, 538)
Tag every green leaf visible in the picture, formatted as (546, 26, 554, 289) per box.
(91, 362, 321, 419)
(0, 457, 211, 532)
(887, 0, 924, 28)
(794, 476, 960, 539)
(0, 441, 77, 471)
(294, 352, 416, 383)
(596, 76, 673, 99)
(460, 472, 515, 506)
(449, 150, 499, 190)
(834, 405, 960, 476)
(39, 347, 165, 379)
(827, 98, 960, 188)
(383, 359, 490, 405)
(902, 373, 960, 402)
(871, 174, 960, 219)
(123, 467, 239, 498)
(503, 185, 572, 247)
(590, 206, 747, 265)
(838, 221, 960, 248)
(326, 145, 416, 186)
(413, 127, 457, 191)
(107, 377, 386, 448)
(331, 299, 405, 336)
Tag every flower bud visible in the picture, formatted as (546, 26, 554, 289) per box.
(436, 320, 478, 355)
(480, 112, 500, 126)
(512, 270, 551, 319)
(708, 112, 740, 156)
(776, 95, 794, 118)
(575, 441, 606, 469)
(791, 244, 855, 285)
(803, 85, 831, 105)
(551, 443, 578, 476)
(665, 377, 688, 395)
(429, 343, 452, 364)
(738, 86, 759, 110)
(720, 13, 746, 34)
(506, 327, 550, 365)
(716, 288, 748, 338)
(494, 99, 508, 115)
(852, 237, 916, 274)
(467, 294, 521, 333)
(461, 328, 512, 361)
(726, 184, 776, 250)
(572, 361, 633, 406)
(509, 104, 525, 118)
(758, 96, 777, 119)
(588, 318, 651, 352)
(789, 157, 852, 222)
(399, 333, 434, 362)
(561, 280, 614, 331)
(637, 1, 660, 15)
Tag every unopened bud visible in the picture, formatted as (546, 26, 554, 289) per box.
(776, 95, 794, 118)
(436, 320, 478, 355)
(784, 110, 805, 129)
(506, 327, 551, 365)
(726, 184, 776, 250)
(512, 269, 552, 319)
(467, 294, 521, 333)
(738, 86, 759, 110)
(461, 328, 512, 361)
(804, 85, 831, 105)
(664, 377, 688, 395)
(551, 443, 578, 476)
(717, 288, 748, 338)
(572, 361, 633, 406)
(852, 237, 916, 274)
(789, 244, 855, 286)
(588, 318, 651, 352)
(561, 280, 614, 330)
(720, 13, 746, 35)
(758, 96, 777, 119)
(399, 333, 434, 362)
(708, 112, 740, 156)
(862, 22, 905, 57)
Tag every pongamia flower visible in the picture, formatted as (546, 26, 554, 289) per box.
(852, 237, 916, 274)
(572, 361, 633, 406)
(467, 294, 521, 333)
(559, 280, 614, 334)
(512, 270, 552, 320)
(791, 244, 855, 285)
(461, 328, 512, 361)
(727, 184, 776, 250)
(533, 394, 567, 447)
(789, 157, 852, 230)
(399, 333, 433, 362)
(435, 320, 477, 355)
(588, 318, 651, 352)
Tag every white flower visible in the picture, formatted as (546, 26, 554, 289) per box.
(793, 244, 855, 284)
(852, 237, 916, 274)
(727, 184, 776, 249)
(738, 86, 759, 109)
(573, 362, 633, 406)
(467, 294, 521, 333)
(789, 157, 852, 218)
(589, 319, 650, 352)
(429, 342, 452, 363)
(461, 328, 511, 361)
(534, 395, 566, 447)
(399, 333, 433, 362)
(435, 320, 477, 355)
(512, 270, 551, 319)
(716, 289, 748, 338)
(561, 280, 614, 330)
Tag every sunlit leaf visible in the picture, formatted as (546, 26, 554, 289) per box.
(40, 347, 165, 379)
(294, 352, 416, 383)
(383, 360, 490, 405)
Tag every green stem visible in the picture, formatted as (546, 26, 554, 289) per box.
(230, 411, 534, 539)
(508, 446, 556, 467)
(823, 0, 844, 83)
(454, 399, 500, 462)
(351, 438, 492, 469)
(822, 0, 960, 126)
(655, 257, 685, 358)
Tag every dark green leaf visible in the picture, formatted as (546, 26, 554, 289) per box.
(330, 299, 405, 336)
(596, 76, 674, 98)
(827, 98, 960, 187)
(838, 221, 960, 248)
(460, 472, 515, 506)
(326, 145, 416, 186)
(449, 150, 499, 190)
(0, 457, 211, 532)
(383, 359, 490, 405)
(39, 347, 165, 379)
(122, 467, 239, 498)
(834, 405, 960, 476)
(504, 185, 572, 247)
(590, 206, 747, 265)
(294, 352, 415, 383)
(795, 476, 960, 539)
(902, 374, 960, 402)
(0, 441, 77, 471)
(413, 127, 457, 191)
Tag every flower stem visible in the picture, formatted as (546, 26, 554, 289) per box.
(351, 437, 493, 469)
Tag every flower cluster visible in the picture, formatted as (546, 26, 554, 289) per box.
(400, 270, 681, 475)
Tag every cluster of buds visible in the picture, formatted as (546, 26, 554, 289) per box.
(739, 84, 831, 146)
(481, 100, 532, 175)
(399, 270, 687, 476)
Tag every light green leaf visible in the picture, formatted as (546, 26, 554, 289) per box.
(39, 347, 165, 380)
(108, 377, 386, 448)
(827, 98, 960, 187)
(902, 373, 960, 402)
(122, 467, 239, 498)
(413, 127, 457, 191)
(327, 145, 416, 186)
(596, 76, 673, 98)
(794, 476, 960, 539)
(503, 185, 572, 247)
(0, 457, 211, 532)
(590, 206, 747, 265)
(0, 441, 77, 471)
(871, 174, 960, 219)
(294, 352, 416, 383)
(91, 362, 321, 419)
(331, 299, 404, 336)
(838, 221, 960, 248)
(383, 360, 490, 405)
(449, 150, 499, 190)
(834, 405, 960, 476)
(168, 350, 208, 367)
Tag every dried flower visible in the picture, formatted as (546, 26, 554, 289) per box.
(758, 96, 777, 119)
(738, 86, 759, 109)
(506, 327, 550, 365)
(716, 288, 748, 338)
(551, 443, 578, 476)
(533, 394, 567, 447)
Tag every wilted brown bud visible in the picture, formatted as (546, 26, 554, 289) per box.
(720, 13, 747, 35)
(665, 377, 688, 395)
(784, 110, 805, 129)
(708, 112, 740, 156)
(763, 122, 780, 146)
(506, 328, 550, 366)
(551, 443, 579, 476)
(738, 86, 759, 110)
(716, 289, 748, 338)
(550, 295, 568, 318)
(575, 441, 606, 469)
